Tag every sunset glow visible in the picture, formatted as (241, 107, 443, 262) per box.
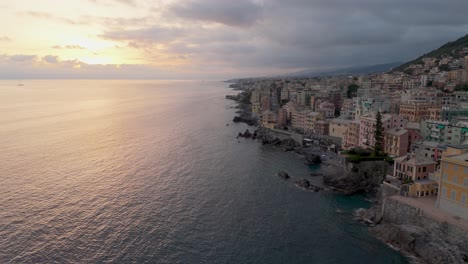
(1, 0, 468, 79)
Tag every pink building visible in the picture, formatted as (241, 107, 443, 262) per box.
(359, 113, 407, 150)
(393, 154, 437, 181)
(260, 96, 271, 111)
(277, 109, 288, 127)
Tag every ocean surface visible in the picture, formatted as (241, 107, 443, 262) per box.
(0, 80, 408, 263)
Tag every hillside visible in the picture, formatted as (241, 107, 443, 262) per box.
(393, 34, 468, 72)
(285, 62, 402, 77)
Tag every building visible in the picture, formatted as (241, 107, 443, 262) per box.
(344, 120, 360, 149)
(316, 101, 335, 118)
(399, 102, 433, 122)
(394, 154, 438, 197)
(261, 110, 276, 129)
(359, 113, 407, 149)
(412, 141, 441, 161)
(420, 120, 468, 145)
(394, 154, 437, 181)
(329, 119, 350, 140)
(436, 145, 468, 219)
(384, 128, 409, 157)
(314, 120, 330, 135)
(260, 96, 271, 112)
(304, 112, 323, 133)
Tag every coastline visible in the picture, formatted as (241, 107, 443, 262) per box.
(224, 83, 466, 264)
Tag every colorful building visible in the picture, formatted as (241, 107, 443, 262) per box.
(394, 154, 437, 181)
(399, 102, 432, 122)
(344, 120, 360, 149)
(420, 120, 468, 145)
(359, 113, 407, 150)
(436, 145, 468, 219)
(384, 128, 409, 157)
(329, 119, 350, 140)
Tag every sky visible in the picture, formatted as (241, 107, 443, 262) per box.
(1, 0, 468, 79)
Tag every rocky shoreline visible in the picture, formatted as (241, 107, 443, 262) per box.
(225, 86, 466, 264)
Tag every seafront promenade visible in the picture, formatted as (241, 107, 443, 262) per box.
(390, 195, 468, 231)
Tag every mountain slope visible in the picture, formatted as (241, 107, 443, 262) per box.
(393, 34, 468, 72)
(286, 62, 402, 77)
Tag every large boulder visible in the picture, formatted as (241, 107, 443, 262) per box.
(277, 170, 290, 180)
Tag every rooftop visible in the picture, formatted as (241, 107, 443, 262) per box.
(414, 140, 440, 148)
(446, 152, 468, 163)
(406, 122, 420, 130)
(446, 144, 468, 150)
(330, 118, 351, 125)
(394, 154, 437, 165)
(386, 128, 408, 136)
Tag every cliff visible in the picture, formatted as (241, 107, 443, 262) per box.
(360, 185, 468, 264)
(322, 160, 388, 195)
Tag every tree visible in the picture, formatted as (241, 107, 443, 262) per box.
(439, 64, 449, 71)
(454, 83, 468, 91)
(374, 111, 384, 155)
(346, 84, 359, 98)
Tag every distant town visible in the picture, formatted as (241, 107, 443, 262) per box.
(231, 45, 468, 222)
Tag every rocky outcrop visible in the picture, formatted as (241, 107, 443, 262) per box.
(322, 161, 387, 195)
(277, 170, 290, 180)
(233, 116, 256, 126)
(371, 198, 468, 264)
(295, 179, 323, 192)
(357, 184, 468, 264)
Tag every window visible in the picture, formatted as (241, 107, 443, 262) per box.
(454, 165, 458, 171)
(418, 167, 421, 173)
(444, 163, 448, 169)
(423, 167, 426, 172)
(443, 174, 448, 180)
(462, 193, 467, 204)
(451, 190, 457, 201)
(453, 176, 458, 184)
(442, 187, 447, 197)
(464, 178, 468, 186)
(464, 167, 468, 174)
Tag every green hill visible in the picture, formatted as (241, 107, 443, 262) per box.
(393, 34, 468, 72)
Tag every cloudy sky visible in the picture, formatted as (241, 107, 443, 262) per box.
(1, 0, 468, 79)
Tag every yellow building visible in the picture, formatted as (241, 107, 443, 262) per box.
(436, 145, 468, 219)
(329, 118, 350, 140)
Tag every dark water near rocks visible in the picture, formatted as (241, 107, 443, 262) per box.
(0, 80, 408, 263)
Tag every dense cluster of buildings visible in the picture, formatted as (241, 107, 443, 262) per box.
(235, 51, 468, 219)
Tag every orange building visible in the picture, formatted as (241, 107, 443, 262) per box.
(399, 102, 432, 122)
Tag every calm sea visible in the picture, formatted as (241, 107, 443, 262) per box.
(0, 80, 408, 263)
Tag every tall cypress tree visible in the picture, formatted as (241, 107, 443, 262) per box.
(374, 111, 383, 155)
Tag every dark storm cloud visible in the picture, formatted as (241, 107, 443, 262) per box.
(169, 0, 263, 27)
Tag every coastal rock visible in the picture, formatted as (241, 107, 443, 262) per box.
(364, 188, 468, 264)
(305, 154, 322, 165)
(309, 172, 322, 177)
(322, 161, 387, 195)
(243, 129, 252, 138)
(277, 170, 290, 180)
(295, 179, 323, 192)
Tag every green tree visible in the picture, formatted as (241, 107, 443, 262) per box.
(439, 64, 449, 71)
(454, 83, 468, 91)
(374, 111, 384, 155)
(346, 84, 359, 98)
